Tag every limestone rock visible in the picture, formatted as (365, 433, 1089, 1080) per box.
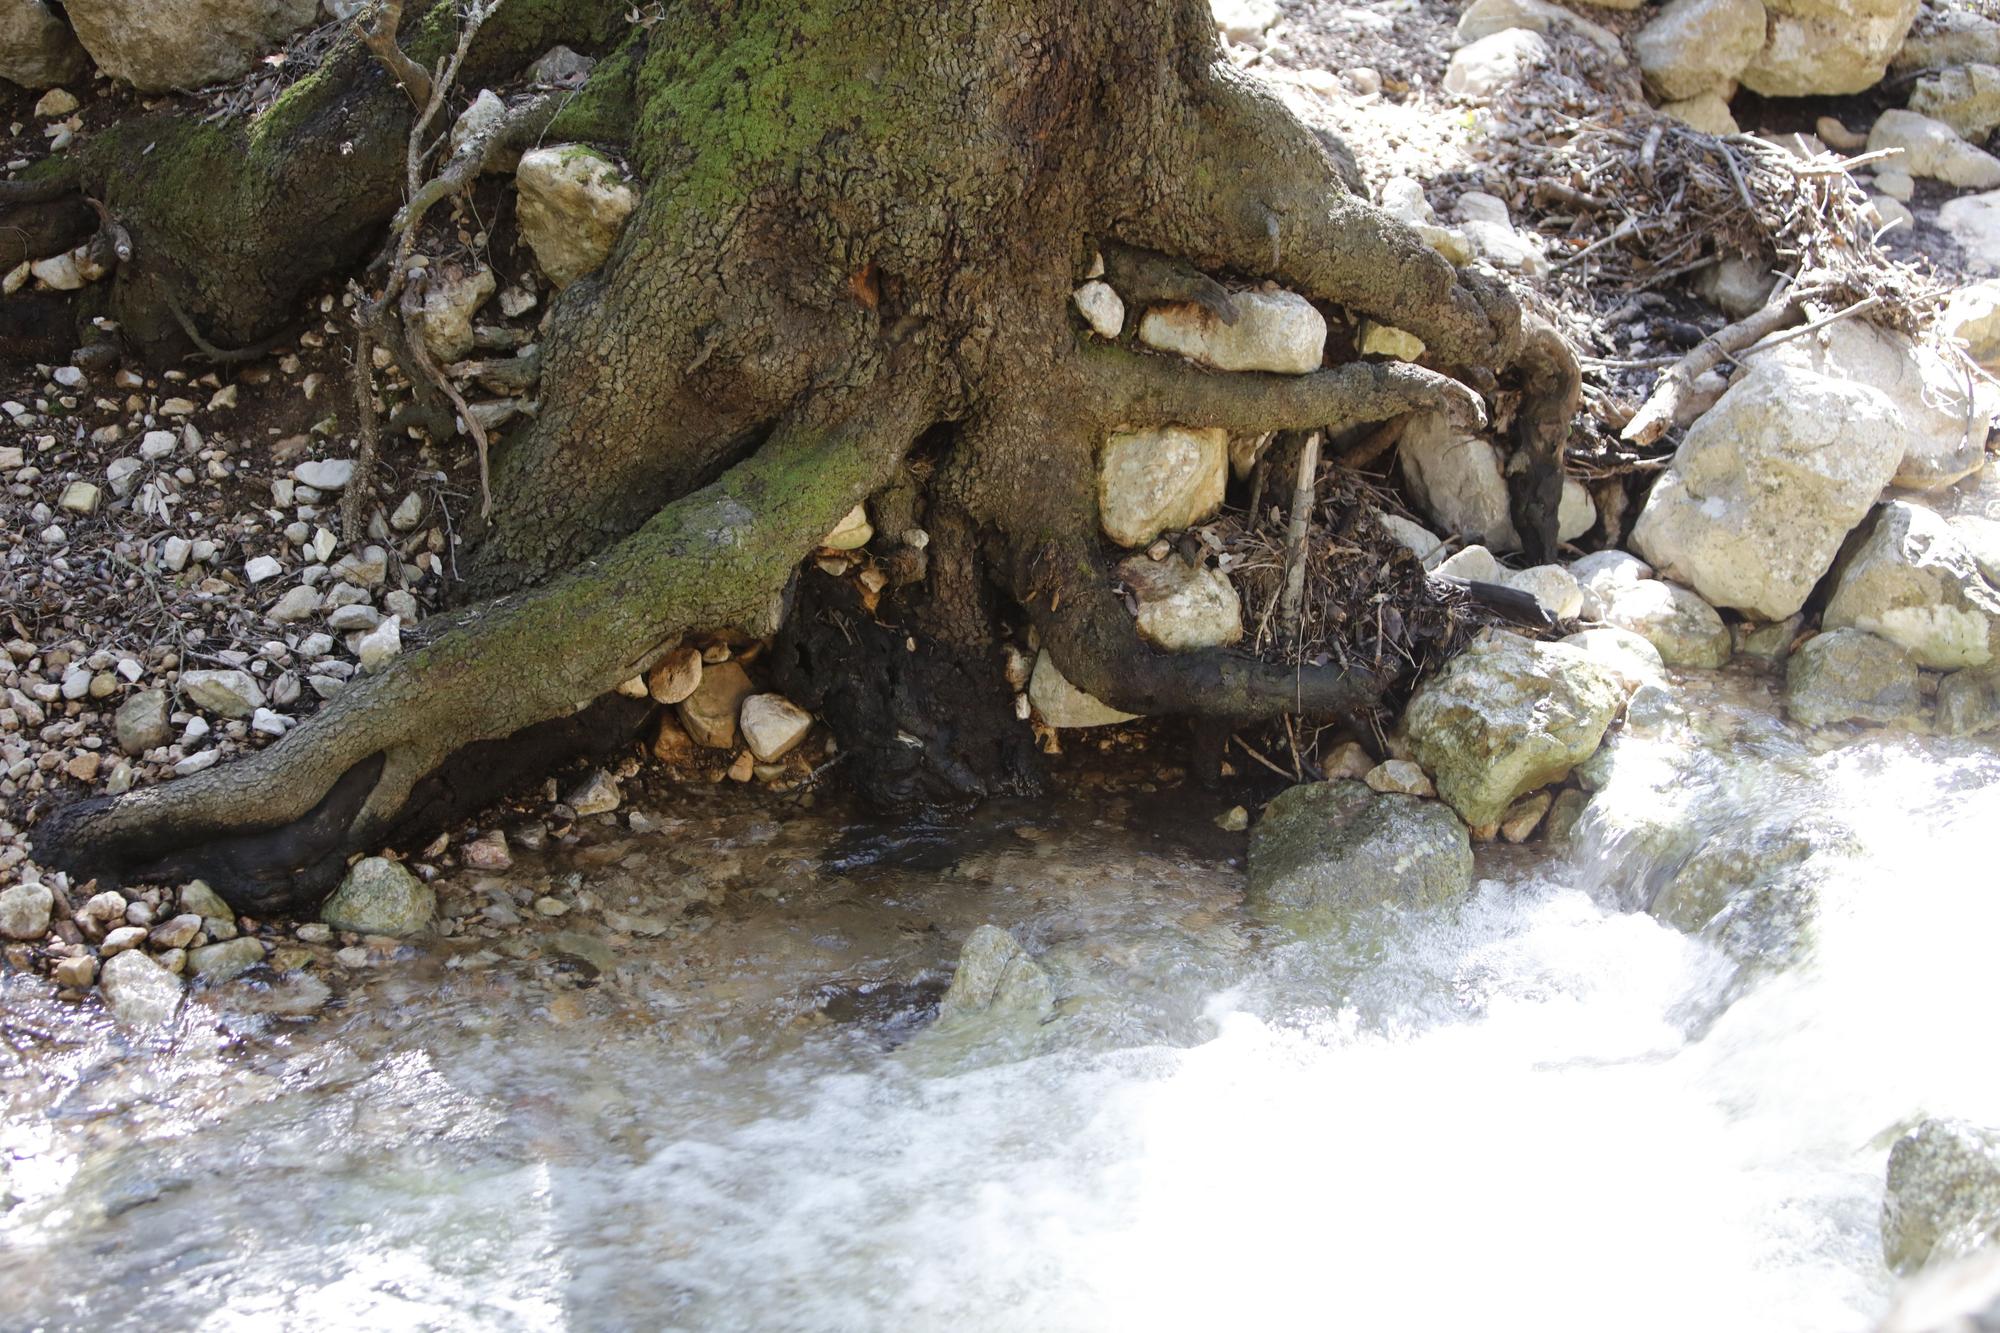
(1358, 320, 1425, 361)
(1941, 191, 2000, 275)
(1895, 5, 2000, 70)
(936, 925, 1053, 1024)
(1824, 501, 2000, 669)
(1938, 664, 2000, 735)
(1402, 630, 1624, 826)
(1212, 0, 1280, 45)
(1884, 1118, 2000, 1274)
(1027, 651, 1137, 728)
(1499, 790, 1555, 842)
(1868, 109, 2000, 188)
(64, 0, 318, 92)
(821, 504, 872, 551)
(1631, 365, 1906, 620)
(97, 950, 185, 1027)
(1560, 626, 1667, 692)
(1600, 579, 1733, 668)
(0, 882, 52, 940)
(1695, 257, 1777, 318)
(1455, 0, 1623, 54)
(1942, 281, 2000, 367)
(1398, 411, 1520, 552)
(1378, 512, 1444, 565)
(1444, 29, 1554, 101)
(515, 145, 638, 288)
(676, 658, 754, 748)
(187, 937, 266, 983)
(414, 265, 495, 364)
(567, 769, 621, 816)
(646, 645, 703, 705)
(180, 668, 265, 718)
(1247, 781, 1474, 934)
(1072, 280, 1124, 339)
(1784, 628, 1923, 726)
(1365, 759, 1435, 796)
(1911, 63, 2000, 140)
(1137, 288, 1325, 374)
(1660, 92, 1741, 136)
(1572, 548, 1654, 619)
(1743, 0, 1921, 96)
(355, 615, 401, 671)
(739, 693, 812, 762)
(321, 857, 435, 936)
(1434, 544, 1502, 582)
(1096, 425, 1227, 548)
(0, 0, 90, 88)
(1116, 554, 1243, 651)
(114, 688, 170, 754)
(1502, 563, 1585, 620)
(1635, 0, 1768, 101)
(1954, 516, 2000, 586)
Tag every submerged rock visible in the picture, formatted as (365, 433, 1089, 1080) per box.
(1402, 630, 1624, 827)
(97, 950, 185, 1027)
(1784, 628, 1923, 727)
(936, 925, 1054, 1024)
(186, 937, 266, 983)
(1884, 1118, 2000, 1274)
(321, 857, 434, 937)
(1246, 781, 1473, 934)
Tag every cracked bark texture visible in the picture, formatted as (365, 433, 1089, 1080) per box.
(30, 0, 1578, 913)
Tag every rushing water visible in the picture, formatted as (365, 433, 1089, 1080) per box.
(3, 673, 1998, 1332)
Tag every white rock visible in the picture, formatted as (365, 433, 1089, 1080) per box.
(174, 750, 220, 776)
(1435, 543, 1504, 582)
(139, 428, 178, 460)
(739, 693, 813, 762)
(1378, 512, 1444, 565)
(1445, 29, 1553, 101)
(1455, 0, 1622, 55)
(1743, 0, 1921, 96)
(58, 480, 100, 514)
(1139, 288, 1325, 374)
(1951, 515, 2000, 585)
(447, 89, 508, 161)
(1502, 564, 1585, 619)
(356, 616, 402, 671)
(326, 603, 382, 632)
(1875, 166, 1916, 200)
(180, 668, 265, 717)
(1116, 554, 1244, 651)
(293, 458, 354, 490)
(567, 769, 621, 816)
(162, 536, 192, 571)
(244, 555, 282, 584)
(1560, 627, 1667, 692)
(1660, 92, 1741, 136)
(1027, 651, 1137, 728)
(1073, 280, 1125, 339)
(1212, 0, 1280, 44)
(1559, 477, 1597, 542)
(515, 145, 639, 288)
(1635, 0, 1768, 101)
(0, 882, 52, 941)
(821, 504, 872, 550)
(389, 492, 425, 530)
(1868, 109, 2000, 188)
(1870, 195, 1915, 232)
(250, 707, 292, 737)
(1910, 62, 2000, 140)
(1358, 321, 1425, 361)
(1695, 257, 1777, 319)
(1398, 411, 1520, 552)
(97, 950, 184, 1027)
(1096, 425, 1228, 548)
(1599, 579, 1734, 668)
(1941, 190, 2000, 274)
(1824, 501, 2000, 669)
(414, 265, 496, 363)
(267, 585, 321, 623)
(1571, 548, 1654, 618)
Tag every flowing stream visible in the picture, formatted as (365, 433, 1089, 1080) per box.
(4, 673, 1998, 1332)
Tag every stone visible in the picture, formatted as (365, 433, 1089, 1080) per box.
(1942, 191, 2000, 275)
(35, 88, 77, 119)
(54, 954, 97, 988)
(1365, 759, 1434, 796)
(1635, 0, 1768, 101)
(1911, 63, 2000, 140)
(356, 616, 402, 671)
(1027, 651, 1138, 727)
(935, 925, 1053, 1023)
(293, 458, 353, 490)
(1876, 166, 1916, 200)
(0, 0, 90, 88)
(1378, 512, 1443, 565)
(1444, 29, 1554, 101)
(59, 480, 100, 515)
(415, 265, 495, 363)
(1733, 614, 1805, 662)
(63, 0, 319, 92)
(389, 492, 425, 530)
(1358, 321, 1425, 361)
(1631, 365, 1907, 620)
(1784, 628, 1923, 727)
(149, 914, 203, 950)
(1115, 554, 1243, 651)
(740, 693, 813, 762)
(1824, 502, 2000, 669)
(1096, 425, 1228, 548)
(1137, 288, 1325, 374)
(820, 504, 872, 550)
(1454, 0, 1623, 55)
(1868, 109, 2000, 188)
(1247, 781, 1474, 934)
(1884, 1119, 2000, 1274)
(114, 688, 170, 754)
(1402, 630, 1625, 827)
(1942, 281, 2000, 367)
(180, 668, 265, 717)
(1502, 564, 1584, 620)
(1323, 741, 1376, 781)
(97, 950, 184, 1026)
(1599, 579, 1733, 668)
(186, 937, 266, 983)
(244, 554, 282, 584)
(462, 830, 512, 871)
(1434, 543, 1503, 582)
(1660, 92, 1741, 136)
(326, 604, 381, 633)
(1743, 0, 1921, 96)
(1571, 549, 1654, 619)
(1398, 411, 1520, 551)
(1073, 280, 1124, 339)
(1499, 790, 1554, 842)
(1561, 626, 1667, 691)
(1695, 257, 1777, 319)
(646, 645, 703, 705)
(1939, 664, 2000, 735)
(0, 882, 53, 940)
(514, 145, 638, 288)
(567, 768, 621, 816)
(321, 857, 434, 936)
(1871, 194, 1915, 232)
(1776, 321, 1992, 491)
(676, 658, 755, 748)
(267, 585, 321, 623)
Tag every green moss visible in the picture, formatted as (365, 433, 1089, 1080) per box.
(546, 27, 644, 145)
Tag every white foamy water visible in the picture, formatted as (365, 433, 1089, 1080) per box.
(4, 679, 1997, 1332)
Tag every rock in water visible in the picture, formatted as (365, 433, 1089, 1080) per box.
(1096, 425, 1228, 548)
(514, 145, 639, 288)
(1402, 630, 1624, 827)
(186, 937, 267, 983)
(63, 0, 319, 92)
(1026, 651, 1138, 727)
(1783, 628, 1922, 727)
(98, 951, 186, 1026)
(1824, 501, 2000, 670)
(1598, 579, 1733, 668)
(321, 858, 434, 936)
(1884, 1118, 2000, 1273)
(0, 0, 90, 87)
(0, 882, 53, 940)
(1247, 781, 1473, 934)
(936, 925, 1054, 1024)
(1137, 288, 1325, 374)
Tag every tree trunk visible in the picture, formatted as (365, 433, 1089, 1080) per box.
(26, 0, 1578, 914)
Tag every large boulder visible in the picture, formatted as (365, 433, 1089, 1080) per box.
(1138, 287, 1325, 374)
(1096, 425, 1227, 548)
(1398, 411, 1520, 552)
(1741, 0, 1921, 96)
(514, 145, 639, 288)
(64, 0, 318, 92)
(1884, 1118, 2000, 1274)
(1938, 663, 2000, 735)
(1246, 781, 1474, 934)
(1824, 502, 2000, 670)
(1783, 628, 1923, 726)
(1895, 5, 2000, 70)
(1867, 109, 2000, 188)
(1402, 629, 1624, 827)
(1635, 0, 1768, 101)
(320, 857, 435, 937)
(1631, 363, 1907, 620)
(0, 0, 90, 87)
